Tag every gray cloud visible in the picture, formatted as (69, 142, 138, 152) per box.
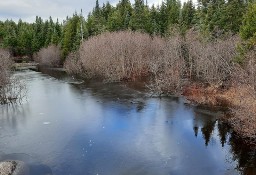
(0, 0, 162, 23)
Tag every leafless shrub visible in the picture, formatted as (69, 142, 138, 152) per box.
(148, 34, 186, 94)
(0, 48, 27, 104)
(240, 49, 256, 95)
(0, 76, 27, 104)
(0, 48, 12, 88)
(64, 31, 186, 94)
(64, 52, 84, 76)
(185, 30, 239, 86)
(228, 48, 256, 139)
(77, 31, 154, 81)
(34, 45, 61, 67)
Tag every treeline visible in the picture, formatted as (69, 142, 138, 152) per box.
(0, 0, 255, 60)
(0, 17, 62, 57)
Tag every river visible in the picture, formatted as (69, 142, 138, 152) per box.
(0, 69, 255, 175)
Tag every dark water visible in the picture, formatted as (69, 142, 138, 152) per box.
(0, 69, 255, 175)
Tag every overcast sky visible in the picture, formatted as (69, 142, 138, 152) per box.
(0, 0, 165, 23)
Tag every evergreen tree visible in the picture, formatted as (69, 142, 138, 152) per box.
(16, 22, 34, 56)
(149, 5, 160, 35)
(159, 2, 169, 35)
(129, 0, 150, 32)
(240, 2, 256, 41)
(166, 0, 181, 26)
(198, 0, 245, 37)
(2, 20, 18, 54)
(62, 13, 87, 58)
(223, 0, 246, 33)
(180, 0, 196, 33)
(32, 16, 44, 52)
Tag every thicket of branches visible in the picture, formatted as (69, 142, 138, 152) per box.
(0, 49, 26, 104)
(0, 49, 12, 87)
(65, 31, 240, 92)
(33, 45, 61, 67)
(64, 31, 186, 94)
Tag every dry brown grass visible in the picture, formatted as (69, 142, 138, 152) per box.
(34, 45, 61, 67)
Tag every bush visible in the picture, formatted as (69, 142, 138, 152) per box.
(0, 48, 12, 88)
(148, 34, 186, 94)
(78, 31, 160, 81)
(65, 30, 240, 93)
(185, 30, 239, 86)
(34, 45, 61, 67)
(64, 31, 186, 93)
(64, 52, 84, 76)
(0, 48, 26, 104)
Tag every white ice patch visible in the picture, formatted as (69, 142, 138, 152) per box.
(43, 122, 51, 125)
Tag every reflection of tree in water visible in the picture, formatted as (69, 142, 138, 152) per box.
(193, 110, 217, 146)
(38, 66, 67, 80)
(193, 126, 199, 137)
(201, 120, 216, 146)
(217, 121, 231, 147)
(0, 104, 28, 129)
(229, 133, 256, 175)
(193, 109, 256, 175)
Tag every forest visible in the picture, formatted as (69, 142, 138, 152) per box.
(0, 0, 254, 59)
(0, 0, 256, 140)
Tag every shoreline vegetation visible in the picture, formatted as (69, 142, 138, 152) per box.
(0, 0, 256, 143)
(64, 31, 256, 143)
(0, 49, 27, 104)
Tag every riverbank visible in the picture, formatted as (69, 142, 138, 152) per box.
(183, 83, 256, 143)
(1, 69, 254, 175)
(14, 62, 39, 71)
(61, 31, 256, 143)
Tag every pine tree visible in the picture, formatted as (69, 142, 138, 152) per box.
(180, 0, 196, 33)
(223, 0, 246, 33)
(2, 20, 18, 55)
(166, 0, 181, 26)
(129, 0, 150, 32)
(159, 2, 169, 35)
(149, 5, 161, 35)
(240, 1, 256, 40)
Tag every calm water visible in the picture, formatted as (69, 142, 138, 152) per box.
(0, 69, 255, 175)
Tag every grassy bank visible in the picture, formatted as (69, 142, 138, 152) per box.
(62, 31, 255, 142)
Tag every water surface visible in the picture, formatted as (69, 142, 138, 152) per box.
(0, 69, 255, 175)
